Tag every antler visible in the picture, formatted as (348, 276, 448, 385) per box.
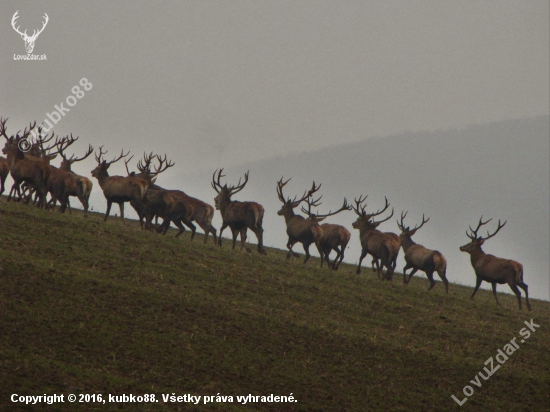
(466, 216, 493, 240)
(137, 152, 155, 173)
(351, 194, 368, 216)
(124, 155, 135, 175)
(398, 211, 429, 233)
(366, 196, 390, 220)
(467, 217, 506, 241)
(211, 168, 226, 193)
(0, 117, 8, 139)
(303, 198, 351, 220)
(109, 149, 129, 164)
(229, 171, 249, 195)
(276, 177, 310, 206)
(152, 154, 175, 175)
(211, 169, 249, 195)
(95, 146, 108, 163)
(397, 211, 408, 232)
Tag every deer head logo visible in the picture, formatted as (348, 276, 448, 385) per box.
(11, 11, 49, 54)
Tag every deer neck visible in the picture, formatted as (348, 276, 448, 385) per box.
(400, 236, 416, 252)
(95, 169, 111, 188)
(468, 247, 486, 266)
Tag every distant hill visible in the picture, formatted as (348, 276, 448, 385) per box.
(176, 116, 549, 300)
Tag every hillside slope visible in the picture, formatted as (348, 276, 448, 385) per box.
(180, 116, 549, 301)
(0, 199, 549, 411)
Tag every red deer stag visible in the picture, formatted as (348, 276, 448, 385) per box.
(129, 154, 218, 244)
(460, 217, 530, 311)
(91, 146, 149, 225)
(397, 212, 449, 293)
(1, 118, 50, 208)
(57, 139, 94, 215)
(212, 169, 266, 254)
(276, 178, 324, 265)
(300, 191, 352, 270)
(351, 196, 400, 280)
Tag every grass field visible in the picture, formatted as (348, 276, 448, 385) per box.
(0, 197, 549, 411)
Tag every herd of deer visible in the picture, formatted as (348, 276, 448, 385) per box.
(0, 119, 531, 311)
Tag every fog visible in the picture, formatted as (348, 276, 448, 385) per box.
(2, 2, 548, 299)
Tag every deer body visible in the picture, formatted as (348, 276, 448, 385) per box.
(212, 170, 266, 254)
(91, 147, 148, 225)
(460, 217, 530, 310)
(351, 196, 399, 280)
(279, 206, 323, 264)
(58, 143, 94, 215)
(398, 213, 449, 292)
(1, 120, 50, 208)
(318, 223, 350, 270)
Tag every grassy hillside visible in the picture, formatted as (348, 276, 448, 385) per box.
(1, 198, 549, 411)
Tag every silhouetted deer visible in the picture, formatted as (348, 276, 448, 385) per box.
(397, 212, 448, 293)
(212, 169, 266, 254)
(460, 217, 530, 310)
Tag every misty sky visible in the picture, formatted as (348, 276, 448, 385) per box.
(1, 1, 548, 169)
(1, 2, 549, 299)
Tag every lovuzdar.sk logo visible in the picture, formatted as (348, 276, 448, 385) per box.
(12, 10, 48, 60)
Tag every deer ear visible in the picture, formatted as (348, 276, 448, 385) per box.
(479, 239, 485, 245)
(20, 34, 25, 40)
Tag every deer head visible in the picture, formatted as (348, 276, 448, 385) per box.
(211, 168, 249, 210)
(351, 195, 393, 231)
(460, 217, 506, 254)
(397, 211, 430, 238)
(12, 11, 49, 54)
(91, 146, 129, 179)
(276, 177, 317, 217)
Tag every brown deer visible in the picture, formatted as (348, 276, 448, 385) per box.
(351, 195, 400, 280)
(276, 178, 324, 265)
(130, 154, 217, 244)
(300, 191, 352, 270)
(397, 212, 449, 293)
(0, 155, 8, 196)
(212, 169, 266, 254)
(460, 217, 531, 311)
(91, 146, 149, 225)
(20, 126, 58, 199)
(1, 119, 50, 208)
(57, 139, 94, 215)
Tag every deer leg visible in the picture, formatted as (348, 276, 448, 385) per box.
(508, 283, 523, 310)
(438, 268, 449, 294)
(402, 264, 412, 284)
(491, 282, 501, 306)
(426, 271, 436, 291)
(217, 223, 229, 248)
(286, 239, 299, 259)
(104, 201, 112, 222)
(182, 219, 196, 240)
(517, 282, 531, 311)
(169, 219, 185, 237)
(302, 242, 311, 265)
(240, 227, 251, 252)
(119, 202, 125, 225)
(356, 249, 368, 275)
(406, 267, 419, 285)
(249, 225, 265, 254)
(471, 277, 483, 300)
(0, 176, 5, 196)
(231, 228, 238, 250)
